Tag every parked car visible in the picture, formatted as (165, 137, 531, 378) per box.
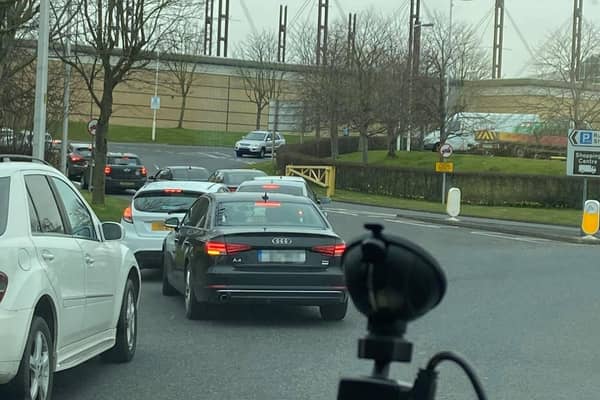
(207, 168, 267, 191)
(161, 192, 348, 321)
(149, 166, 211, 182)
(234, 131, 286, 158)
(66, 142, 93, 179)
(423, 130, 478, 152)
(121, 180, 230, 269)
(81, 152, 147, 193)
(0, 154, 141, 400)
(238, 176, 331, 206)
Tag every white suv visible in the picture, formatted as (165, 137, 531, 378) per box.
(0, 156, 141, 400)
(121, 180, 230, 269)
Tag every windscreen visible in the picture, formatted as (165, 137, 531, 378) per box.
(0, 177, 9, 236)
(75, 147, 92, 157)
(134, 191, 202, 213)
(172, 168, 210, 181)
(237, 183, 303, 196)
(244, 132, 265, 140)
(225, 171, 267, 186)
(108, 156, 141, 165)
(216, 200, 327, 229)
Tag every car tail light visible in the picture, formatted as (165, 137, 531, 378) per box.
(104, 166, 112, 175)
(69, 154, 82, 162)
(312, 242, 346, 257)
(254, 201, 281, 207)
(205, 241, 251, 256)
(140, 166, 147, 176)
(123, 206, 133, 223)
(163, 189, 183, 193)
(0, 272, 7, 303)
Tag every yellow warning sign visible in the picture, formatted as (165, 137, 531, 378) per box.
(436, 162, 454, 173)
(475, 130, 497, 141)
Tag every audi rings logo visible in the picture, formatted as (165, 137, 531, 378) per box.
(272, 237, 292, 245)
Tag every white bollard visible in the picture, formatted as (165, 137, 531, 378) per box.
(446, 187, 461, 221)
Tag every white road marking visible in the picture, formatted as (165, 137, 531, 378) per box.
(384, 219, 441, 229)
(470, 231, 550, 244)
(326, 210, 360, 217)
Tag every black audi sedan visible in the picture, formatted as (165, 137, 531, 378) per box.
(161, 192, 347, 321)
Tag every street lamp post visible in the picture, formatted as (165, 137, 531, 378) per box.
(60, 4, 73, 174)
(32, 0, 50, 160)
(151, 50, 160, 142)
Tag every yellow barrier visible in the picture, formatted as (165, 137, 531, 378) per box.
(285, 165, 336, 197)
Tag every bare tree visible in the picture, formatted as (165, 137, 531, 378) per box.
(419, 12, 489, 147)
(161, 13, 203, 129)
(237, 30, 286, 130)
(52, 0, 185, 205)
(533, 20, 600, 130)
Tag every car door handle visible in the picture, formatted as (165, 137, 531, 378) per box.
(85, 255, 95, 266)
(41, 251, 55, 262)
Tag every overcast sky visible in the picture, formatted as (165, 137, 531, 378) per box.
(219, 0, 600, 78)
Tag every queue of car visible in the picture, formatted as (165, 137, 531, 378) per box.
(0, 131, 344, 399)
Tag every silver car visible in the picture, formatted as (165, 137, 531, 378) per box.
(234, 131, 286, 158)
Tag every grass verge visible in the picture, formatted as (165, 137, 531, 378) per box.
(80, 191, 130, 222)
(67, 121, 305, 147)
(338, 150, 566, 176)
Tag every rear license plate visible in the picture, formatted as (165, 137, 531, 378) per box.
(120, 181, 136, 187)
(151, 221, 171, 231)
(258, 250, 306, 264)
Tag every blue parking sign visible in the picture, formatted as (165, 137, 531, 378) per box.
(581, 131, 593, 145)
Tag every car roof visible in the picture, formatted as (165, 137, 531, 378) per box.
(253, 176, 306, 182)
(107, 152, 139, 158)
(164, 166, 209, 171)
(0, 160, 58, 177)
(70, 142, 92, 148)
(239, 179, 305, 188)
(137, 180, 225, 194)
(216, 169, 266, 174)
(209, 192, 313, 203)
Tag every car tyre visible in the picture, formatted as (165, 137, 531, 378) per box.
(5, 316, 54, 400)
(102, 279, 137, 363)
(235, 151, 242, 158)
(259, 148, 265, 158)
(184, 267, 210, 320)
(81, 174, 88, 189)
(320, 301, 348, 321)
(162, 254, 177, 296)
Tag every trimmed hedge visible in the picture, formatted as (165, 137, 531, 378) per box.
(279, 136, 388, 159)
(277, 150, 596, 209)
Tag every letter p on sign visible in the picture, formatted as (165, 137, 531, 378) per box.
(582, 200, 600, 236)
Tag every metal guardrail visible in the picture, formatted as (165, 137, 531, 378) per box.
(285, 165, 336, 197)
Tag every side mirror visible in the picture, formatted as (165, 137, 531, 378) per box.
(319, 196, 332, 205)
(164, 217, 180, 230)
(102, 222, 124, 241)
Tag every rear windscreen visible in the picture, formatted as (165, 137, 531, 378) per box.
(224, 172, 267, 186)
(75, 147, 92, 157)
(237, 184, 303, 196)
(172, 169, 210, 181)
(134, 191, 202, 213)
(0, 177, 9, 236)
(216, 200, 326, 229)
(108, 157, 140, 166)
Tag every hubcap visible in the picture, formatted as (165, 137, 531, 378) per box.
(125, 290, 136, 350)
(29, 330, 50, 400)
(185, 269, 191, 311)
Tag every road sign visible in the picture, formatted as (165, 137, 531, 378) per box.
(87, 119, 98, 136)
(435, 162, 454, 173)
(439, 143, 453, 158)
(567, 129, 600, 177)
(581, 200, 600, 236)
(150, 96, 161, 110)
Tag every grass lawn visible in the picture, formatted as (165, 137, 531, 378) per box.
(67, 121, 305, 147)
(338, 150, 566, 176)
(80, 191, 130, 222)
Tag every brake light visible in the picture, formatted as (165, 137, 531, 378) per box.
(122, 206, 133, 223)
(163, 189, 183, 193)
(0, 272, 7, 303)
(140, 166, 147, 176)
(262, 184, 280, 189)
(312, 242, 346, 257)
(104, 166, 112, 175)
(254, 201, 281, 207)
(69, 154, 82, 162)
(205, 241, 251, 256)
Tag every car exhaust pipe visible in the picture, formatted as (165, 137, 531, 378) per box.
(218, 293, 230, 302)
